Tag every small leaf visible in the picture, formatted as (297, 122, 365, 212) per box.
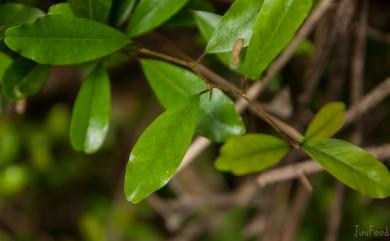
(109, 0, 137, 26)
(70, 63, 111, 154)
(2, 58, 49, 100)
(206, 0, 264, 53)
(303, 138, 390, 198)
(242, 0, 312, 79)
(215, 134, 289, 175)
(304, 102, 345, 142)
(68, 0, 112, 22)
(5, 15, 130, 65)
(127, 0, 188, 37)
(0, 3, 44, 38)
(141, 59, 245, 142)
(124, 96, 200, 203)
(48, 3, 74, 16)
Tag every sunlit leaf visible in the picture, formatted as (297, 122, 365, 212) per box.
(5, 15, 130, 65)
(304, 102, 345, 142)
(70, 63, 111, 154)
(215, 134, 289, 175)
(125, 96, 200, 203)
(242, 0, 312, 79)
(303, 138, 390, 198)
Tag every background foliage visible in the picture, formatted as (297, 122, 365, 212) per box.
(0, 0, 390, 240)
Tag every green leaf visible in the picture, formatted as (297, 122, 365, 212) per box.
(0, 3, 44, 38)
(109, 0, 137, 26)
(70, 63, 111, 154)
(124, 96, 200, 203)
(141, 59, 245, 142)
(303, 138, 390, 198)
(304, 102, 345, 142)
(127, 0, 188, 37)
(0, 52, 12, 82)
(206, 0, 264, 53)
(242, 0, 312, 79)
(215, 134, 289, 175)
(68, 0, 112, 22)
(48, 3, 75, 16)
(5, 15, 130, 65)
(2, 58, 49, 100)
(193, 10, 231, 66)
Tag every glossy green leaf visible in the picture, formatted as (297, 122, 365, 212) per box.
(70, 64, 111, 154)
(0, 52, 12, 82)
(124, 96, 200, 203)
(5, 15, 130, 65)
(141, 59, 245, 142)
(242, 0, 312, 79)
(48, 3, 74, 16)
(109, 0, 137, 26)
(68, 0, 112, 22)
(303, 138, 390, 198)
(193, 10, 231, 66)
(304, 102, 345, 142)
(2, 58, 49, 100)
(215, 134, 289, 175)
(193, 10, 220, 40)
(0, 3, 44, 38)
(206, 0, 263, 53)
(127, 0, 188, 37)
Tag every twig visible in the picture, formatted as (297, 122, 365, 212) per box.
(324, 183, 346, 241)
(138, 47, 303, 147)
(178, 0, 334, 171)
(299, 0, 354, 107)
(350, 0, 368, 144)
(281, 184, 311, 241)
(256, 143, 390, 187)
(368, 26, 390, 44)
(344, 77, 390, 125)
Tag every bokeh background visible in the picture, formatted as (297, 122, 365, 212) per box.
(0, 0, 390, 240)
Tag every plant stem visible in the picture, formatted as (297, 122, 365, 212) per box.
(137, 47, 302, 147)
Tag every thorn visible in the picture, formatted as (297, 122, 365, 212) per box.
(208, 83, 214, 101)
(240, 77, 247, 97)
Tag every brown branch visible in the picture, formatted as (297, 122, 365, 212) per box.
(368, 26, 390, 44)
(178, 0, 334, 171)
(281, 185, 311, 241)
(138, 47, 303, 147)
(324, 183, 346, 241)
(344, 77, 390, 125)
